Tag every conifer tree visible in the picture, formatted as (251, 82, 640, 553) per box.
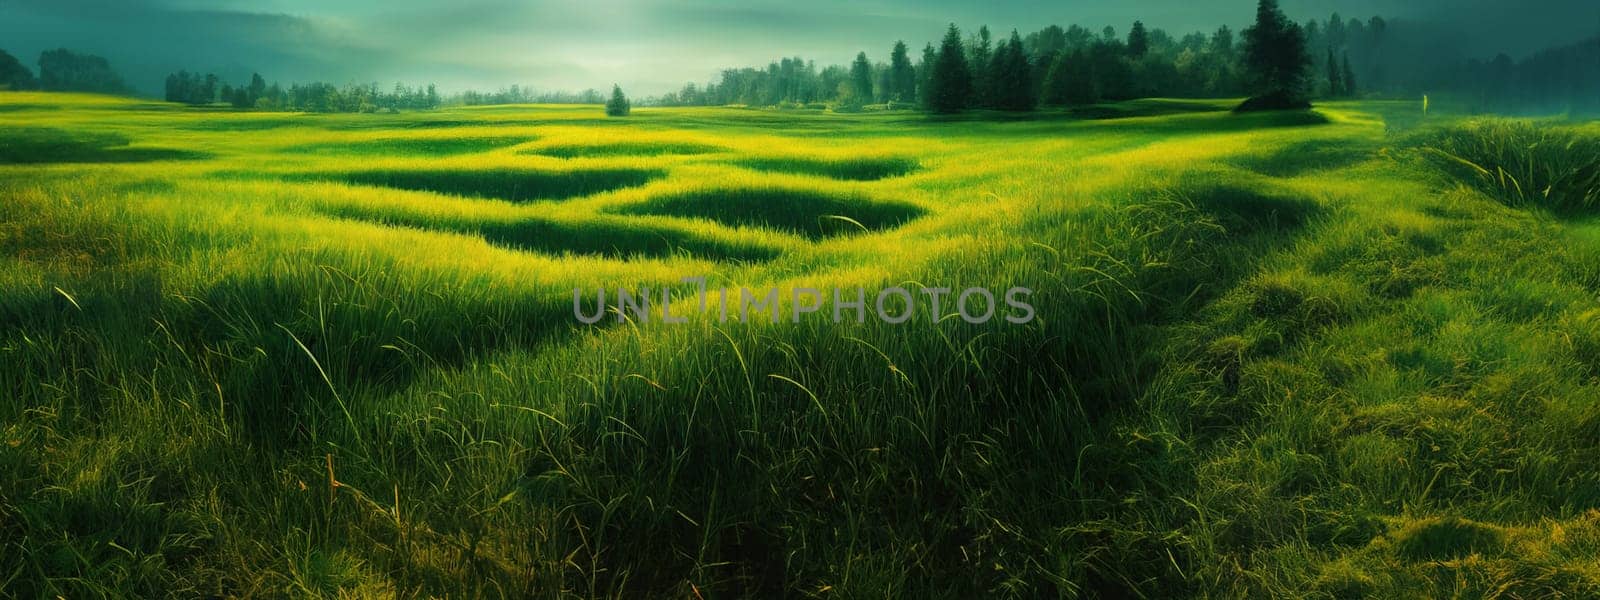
(605, 84, 630, 116)
(1341, 52, 1357, 97)
(848, 52, 874, 105)
(1239, 0, 1312, 110)
(927, 24, 971, 114)
(889, 41, 916, 103)
(1041, 51, 1071, 106)
(1128, 21, 1150, 58)
(1327, 48, 1343, 96)
(918, 43, 938, 108)
(1063, 49, 1099, 105)
(989, 31, 1035, 111)
(968, 26, 993, 108)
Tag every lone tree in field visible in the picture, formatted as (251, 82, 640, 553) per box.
(1237, 0, 1312, 111)
(927, 24, 972, 114)
(605, 84, 630, 117)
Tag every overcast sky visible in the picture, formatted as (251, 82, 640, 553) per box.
(2, 0, 1595, 96)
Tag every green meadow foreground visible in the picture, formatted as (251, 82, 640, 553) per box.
(5, 92, 1600, 597)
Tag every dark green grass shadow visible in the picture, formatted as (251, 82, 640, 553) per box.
(1115, 109, 1332, 136)
(283, 136, 536, 157)
(1178, 180, 1326, 237)
(918, 99, 1233, 123)
(729, 156, 920, 181)
(525, 141, 726, 159)
(172, 117, 306, 132)
(1067, 98, 1234, 119)
(1232, 139, 1375, 177)
(316, 205, 781, 262)
(292, 167, 666, 203)
(1390, 517, 1506, 561)
(0, 126, 210, 163)
(610, 187, 926, 240)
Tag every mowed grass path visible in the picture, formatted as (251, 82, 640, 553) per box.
(4, 92, 1600, 598)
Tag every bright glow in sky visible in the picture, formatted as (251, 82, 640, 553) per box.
(2, 0, 1594, 96)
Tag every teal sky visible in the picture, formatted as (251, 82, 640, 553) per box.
(3, 0, 1595, 96)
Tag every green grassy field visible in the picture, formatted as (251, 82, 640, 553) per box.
(4, 91, 1600, 598)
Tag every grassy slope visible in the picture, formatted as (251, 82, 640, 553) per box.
(3, 92, 1600, 597)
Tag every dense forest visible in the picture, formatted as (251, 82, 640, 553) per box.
(0, 48, 128, 94)
(653, 11, 1597, 115)
(0, 0, 1596, 115)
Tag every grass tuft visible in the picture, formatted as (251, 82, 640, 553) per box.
(1416, 119, 1600, 213)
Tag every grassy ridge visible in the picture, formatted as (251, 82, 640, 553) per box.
(3, 92, 1600, 597)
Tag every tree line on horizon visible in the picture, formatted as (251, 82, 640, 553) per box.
(163, 71, 444, 113)
(0, 47, 600, 114)
(161, 73, 618, 113)
(647, 1, 1597, 115)
(1, 0, 1595, 116)
(651, 2, 1383, 113)
(0, 48, 130, 95)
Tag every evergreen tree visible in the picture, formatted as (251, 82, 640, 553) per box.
(918, 42, 938, 108)
(0, 49, 37, 90)
(1088, 40, 1133, 100)
(605, 84, 630, 116)
(968, 26, 993, 108)
(889, 41, 916, 103)
(1041, 51, 1071, 106)
(848, 51, 874, 105)
(1065, 49, 1100, 104)
(1240, 0, 1312, 109)
(1325, 13, 1347, 51)
(1029, 25, 1068, 60)
(1211, 25, 1235, 58)
(1128, 21, 1150, 58)
(927, 23, 971, 114)
(37, 48, 127, 94)
(875, 63, 892, 103)
(1341, 52, 1357, 97)
(248, 73, 267, 104)
(164, 73, 181, 102)
(1326, 48, 1343, 96)
(989, 31, 1035, 111)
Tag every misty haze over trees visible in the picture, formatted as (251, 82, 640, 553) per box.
(159, 72, 610, 113)
(0, 0, 1596, 116)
